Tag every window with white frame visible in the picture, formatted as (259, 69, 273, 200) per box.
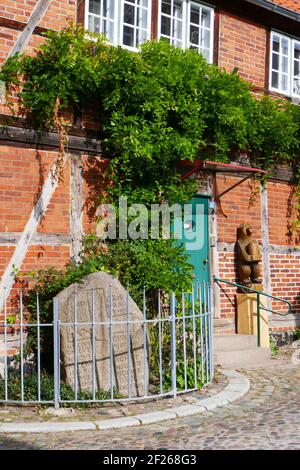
(85, 1, 214, 60)
(159, 0, 214, 62)
(86, 0, 151, 49)
(270, 31, 300, 98)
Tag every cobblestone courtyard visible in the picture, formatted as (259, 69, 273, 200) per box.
(0, 360, 299, 450)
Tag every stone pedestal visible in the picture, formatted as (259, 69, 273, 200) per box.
(236, 285, 270, 348)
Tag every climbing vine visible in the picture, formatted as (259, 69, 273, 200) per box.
(1, 24, 300, 221)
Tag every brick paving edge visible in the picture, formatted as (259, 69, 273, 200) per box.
(0, 370, 250, 433)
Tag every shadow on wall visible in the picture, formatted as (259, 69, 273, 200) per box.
(82, 156, 108, 223)
(286, 184, 300, 245)
(291, 293, 300, 318)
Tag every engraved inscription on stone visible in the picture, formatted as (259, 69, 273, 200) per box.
(55, 272, 148, 397)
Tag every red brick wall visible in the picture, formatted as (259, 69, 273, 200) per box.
(218, 12, 267, 89)
(216, 174, 262, 243)
(0, 145, 70, 233)
(269, 253, 300, 330)
(268, 181, 299, 246)
(216, 174, 300, 333)
(82, 155, 108, 234)
(0, 145, 72, 319)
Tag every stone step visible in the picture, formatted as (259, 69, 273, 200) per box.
(214, 334, 258, 351)
(213, 318, 235, 335)
(214, 334, 271, 368)
(215, 346, 271, 368)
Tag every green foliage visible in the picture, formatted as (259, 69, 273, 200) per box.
(293, 329, 300, 341)
(149, 314, 207, 392)
(270, 336, 280, 357)
(1, 25, 300, 210)
(0, 371, 121, 404)
(24, 236, 194, 370)
(28, 235, 193, 311)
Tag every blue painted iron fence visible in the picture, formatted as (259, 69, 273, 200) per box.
(0, 283, 213, 407)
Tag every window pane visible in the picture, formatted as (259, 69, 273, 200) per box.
(173, 38, 182, 48)
(137, 29, 147, 47)
(200, 48, 210, 62)
(201, 8, 211, 28)
(272, 71, 279, 89)
(293, 78, 300, 95)
(190, 6, 199, 25)
(162, 0, 171, 15)
(281, 37, 289, 56)
(202, 29, 210, 49)
(272, 53, 279, 70)
(272, 36, 280, 53)
(102, 20, 114, 42)
(294, 43, 300, 60)
(294, 61, 300, 77)
(161, 16, 171, 36)
(173, 0, 183, 19)
(103, 0, 114, 19)
(282, 56, 288, 73)
(173, 17, 182, 40)
(281, 74, 288, 91)
(124, 3, 135, 24)
(137, 6, 148, 29)
(89, 0, 101, 15)
(123, 25, 134, 46)
(190, 26, 199, 45)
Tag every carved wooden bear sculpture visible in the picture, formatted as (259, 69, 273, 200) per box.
(236, 224, 262, 287)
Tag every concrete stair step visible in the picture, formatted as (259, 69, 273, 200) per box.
(215, 346, 271, 368)
(213, 318, 235, 335)
(214, 334, 271, 368)
(214, 334, 258, 351)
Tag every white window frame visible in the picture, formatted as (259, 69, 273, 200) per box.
(158, 0, 187, 49)
(85, 0, 152, 51)
(158, 0, 214, 63)
(269, 30, 300, 99)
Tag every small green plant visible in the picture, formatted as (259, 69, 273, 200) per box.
(149, 297, 209, 392)
(270, 336, 280, 357)
(293, 329, 300, 341)
(0, 371, 122, 406)
(6, 315, 16, 325)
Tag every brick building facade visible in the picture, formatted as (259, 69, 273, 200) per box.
(0, 0, 300, 338)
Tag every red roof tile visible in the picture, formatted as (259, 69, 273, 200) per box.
(269, 0, 300, 14)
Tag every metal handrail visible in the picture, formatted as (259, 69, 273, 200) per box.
(213, 276, 293, 347)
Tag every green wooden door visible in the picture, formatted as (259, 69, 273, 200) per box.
(173, 195, 210, 285)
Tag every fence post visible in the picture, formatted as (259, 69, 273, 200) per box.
(53, 297, 60, 409)
(170, 292, 177, 397)
(209, 282, 214, 382)
(257, 293, 261, 348)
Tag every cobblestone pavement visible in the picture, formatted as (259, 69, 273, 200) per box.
(1, 359, 300, 450)
(0, 369, 228, 423)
